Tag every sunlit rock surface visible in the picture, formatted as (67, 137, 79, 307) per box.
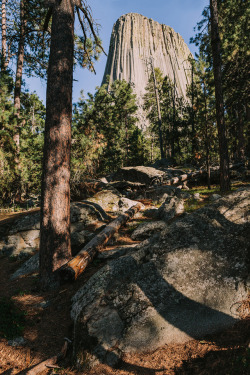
(102, 13, 192, 129)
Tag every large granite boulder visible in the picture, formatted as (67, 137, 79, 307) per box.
(112, 166, 165, 186)
(88, 188, 142, 213)
(0, 201, 111, 260)
(71, 188, 250, 368)
(131, 221, 167, 241)
(157, 196, 185, 222)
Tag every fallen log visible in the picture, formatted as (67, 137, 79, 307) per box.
(168, 170, 204, 186)
(59, 203, 142, 281)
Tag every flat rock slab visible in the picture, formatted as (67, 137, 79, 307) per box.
(113, 166, 165, 185)
(71, 188, 250, 368)
(131, 221, 167, 241)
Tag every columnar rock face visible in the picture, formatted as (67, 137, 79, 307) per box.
(102, 13, 193, 129)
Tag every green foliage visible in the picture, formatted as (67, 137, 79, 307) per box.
(72, 79, 150, 177)
(0, 70, 45, 203)
(19, 91, 45, 196)
(0, 297, 26, 339)
(185, 53, 219, 167)
(0, 71, 16, 201)
(143, 68, 191, 163)
(191, 0, 249, 161)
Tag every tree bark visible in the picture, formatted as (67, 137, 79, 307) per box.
(39, 0, 75, 290)
(59, 203, 142, 281)
(14, 0, 26, 144)
(210, 0, 230, 192)
(1, 0, 7, 69)
(13, 0, 26, 201)
(204, 83, 211, 189)
(237, 104, 245, 162)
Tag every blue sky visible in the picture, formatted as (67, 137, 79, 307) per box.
(26, 0, 208, 104)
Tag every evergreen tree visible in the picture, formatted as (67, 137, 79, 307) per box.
(39, 0, 104, 290)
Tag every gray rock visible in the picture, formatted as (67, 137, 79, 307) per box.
(71, 201, 111, 224)
(193, 193, 201, 201)
(9, 213, 40, 234)
(113, 166, 165, 186)
(8, 337, 26, 347)
(11, 253, 39, 279)
(71, 188, 250, 367)
(71, 230, 93, 251)
(87, 189, 122, 212)
(145, 185, 176, 204)
(99, 177, 108, 184)
(20, 229, 40, 248)
(142, 208, 158, 218)
(131, 221, 167, 241)
(118, 198, 144, 213)
(1, 234, 27, 257)
(209, 194, 222, 201)
(97, 244, 138, 261)
(1, 202, 109, 260)
(157, 197, 185, 222)
(175, 188, 191, 199)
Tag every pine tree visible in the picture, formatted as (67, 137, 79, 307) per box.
(210, 0, 230, 192)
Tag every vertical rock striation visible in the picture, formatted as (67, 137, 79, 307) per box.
(102, 13, 193, 129)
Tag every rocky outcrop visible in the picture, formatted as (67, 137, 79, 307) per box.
(103, 13, 192, 129)
(71, 188, 250, 368)
(112, 166, 165, 185)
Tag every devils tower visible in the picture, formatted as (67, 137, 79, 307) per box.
(102, 13, 193, 129)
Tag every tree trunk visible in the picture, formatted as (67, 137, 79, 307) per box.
(13, 0, 26, 201)
(237, 104, 245, 162)
(14, 0, 26, 143)
(210, 0, 230, 192)
(39, 0, 75, 290)
(1, 0, 7, 69)
(204, 83, 211, 189)
(59, 203, 142, 281)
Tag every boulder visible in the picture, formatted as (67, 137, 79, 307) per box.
(131, 221, 167, 241)
(2, 201, 110, 261)
(113, 166, 165, 186)
(157, 197, 185, 222)
(209, 193, 222, 202)
(193, 193, 201, 201)
(118, 198, 145, 213)
(71, 188, 250, 368)
(87, 189, 122, 212)
(88, 189, 141, 214)
(11, 253, 39, 279)
(145, 185, 176, 204)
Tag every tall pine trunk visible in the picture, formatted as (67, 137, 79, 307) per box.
(39, 0, 74, 290)
(13, 0, 26, 200)
(210, 0, 230, 192)
(1, 0, 7, 69)
(237, 104, 245, 162)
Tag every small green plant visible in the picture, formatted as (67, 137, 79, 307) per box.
(184, 199, 207, 213)
(13, 289, 29, 297)
(0, 297, 26, 339)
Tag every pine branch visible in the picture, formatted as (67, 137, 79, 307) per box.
(76, 1, 107, 56)
(76, 6, 96, 74)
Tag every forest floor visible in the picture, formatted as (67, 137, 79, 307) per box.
(0, 184, 249, 375)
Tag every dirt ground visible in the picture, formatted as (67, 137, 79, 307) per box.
(0, 208, 249, 375)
